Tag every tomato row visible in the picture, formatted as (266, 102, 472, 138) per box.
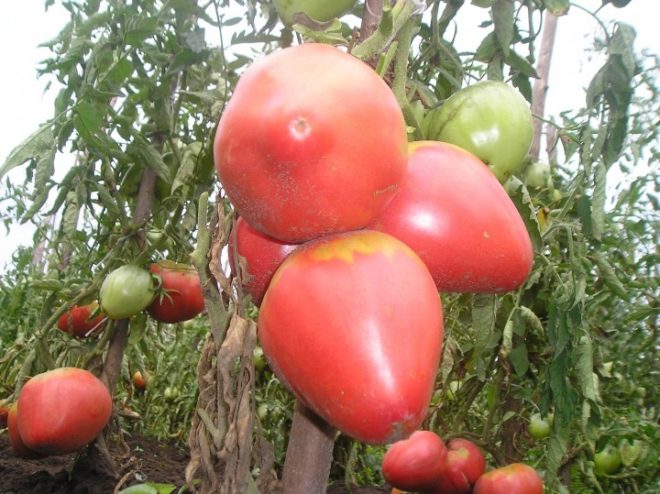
(383, 431, 542, 494)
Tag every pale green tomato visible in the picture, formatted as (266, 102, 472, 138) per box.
(424, 81, 533, 182)
(525, 161, 551, 188)
(100, 265, 155, 320)
(594, 445, 622, 475)
(274, 0, 356, 25)
(528, 413, 551, 440)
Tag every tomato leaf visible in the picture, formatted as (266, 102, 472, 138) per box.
(505, 176, 543, 253)
(0, 124, 55, 181)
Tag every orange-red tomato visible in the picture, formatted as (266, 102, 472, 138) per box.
(215, 43, 408, 243)
(7, 402, 44, 459)
(259, 230, 443, 444)
(17, 367, 112, 456)
(382, 430, 448, 491)
(147, 261, 205, 323)
(473, 463, 544, 494)
(370, 141, 533, 293)
(132, 370, 149, 391)
(57, 302, 105, 338)
(0, 404, 9, 429)
(432, 438, 486, 493)
(228, 217, 298, 305)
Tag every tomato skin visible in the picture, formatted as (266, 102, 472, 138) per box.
(424, 81, 533, 182)
(17, 367, 113, 456)
(228, 217, 298, 305)
(382, 430, 448, 492)
(528, 413, 552, 440)
(432, 439, 486, 493)
(370, 141, 533, 293)
(274, 0, 356, 25)
(8, 403, 45, 459)
(56, 302, 105, 338)
(473, 463, 544, 494)
(258, 230, 443, 444)
(146, 262, 205, 323)
(215, 43, 408, 243)
(100, 265, 155, 319)
(594, 445, 622, 475)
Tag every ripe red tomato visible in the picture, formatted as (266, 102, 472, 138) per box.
(473, 463, 544, 494)
(259, 230, 443, 444)
(8, 402, 44, 459)
(57, 302, 105, 338)
(132, 370, 149, 391)
(370, 141, 533, 293)
(228, 217, 298, 305)
(17, 367, 113, 456)
(215, 43, 408, 243)
(432, 438, 486, 493)
(382, 430, 448, 492)
(147, 261, 205, 323)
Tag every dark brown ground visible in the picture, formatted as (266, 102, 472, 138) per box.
(0, 434, 389, 494)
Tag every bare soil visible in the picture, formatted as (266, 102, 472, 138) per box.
(0, 434, 389, 494)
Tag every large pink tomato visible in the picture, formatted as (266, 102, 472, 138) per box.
(228, 217, 298, 305)
(214, 43, 408, 243)
(17, 367, 113, 455)
(432, 438, 486, 493)
(258, 230, 443, 444)
(370, 141, 533, 293)
(473, 463, 544, 494)
(382, 430, 448, 492)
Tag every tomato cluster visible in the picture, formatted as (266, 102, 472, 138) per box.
(383, 431, 543, 494)
(215, 41, 535, 452)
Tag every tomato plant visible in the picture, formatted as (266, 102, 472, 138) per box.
(273, 0, 356, 25)
(17, 367, 113, 455)
(432, 438, 486, 494)
(423, 81, 533, 182)
(214, 43, 408, 243)
(100, 265, 155, 320)
(228, 217, 298, 305)
(370, 141, 533, 293)
(56, 302, 105, 338)
(473, 463, 543, 494)
(146, 261, 205, 323)
(258, 230, 443, 444)
(381, 430, 448, 492)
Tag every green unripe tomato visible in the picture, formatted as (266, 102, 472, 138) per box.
(525, 161, 551, 189)
(257, 403, 269, 419)
(528, 413, 552, 440)
(252, 345, 267, 372)
(100, 265, 156, 320)
(164, 386, 179, 400)
(274, 0, 356, 25)
(594, 445, 622, 475)
(424, 81, 533, 182)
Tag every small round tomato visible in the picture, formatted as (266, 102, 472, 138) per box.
(146, 261, 205, 323)
(528, 413, 552, 440)
(433, 438, 486, 493)
(473, 463, 543, 494)
(133, 370, 149, 391)
(259, 230, 443, 444)
(274, 0, 356, 25)
(370, 141, 533, 293)
(382, 430, 448, 492)
(7, 403, 44, 459)
(215, 43, 407, 243)
(228, 217, 298, 305)
(100, 265, 156, 320)
(594, 445, 622, 476)
(57, 302, 105, 338)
